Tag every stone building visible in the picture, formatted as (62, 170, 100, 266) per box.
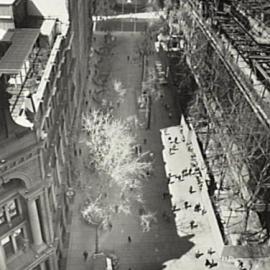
(0, 0, 92, 269)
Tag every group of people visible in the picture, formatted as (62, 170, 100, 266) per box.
(195, 248, 218, 268)
(163, 127, 220, 267)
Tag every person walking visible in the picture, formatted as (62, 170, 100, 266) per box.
(190, 220, 196, 229)
(184, 201, 190, 209)
(205, 259, 210, 267)
(83, 250, 88, 261)
(207, 247, 215, 255)
(209, 259, 218, 268)
(128, 236, 132, 243)
(195, 249, 202, 258)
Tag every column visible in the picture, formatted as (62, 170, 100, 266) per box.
(39, 193, 50, 244)
(27, 199, 44, 248)
(48, 255, 58, 270)
(40, 262, 46, 270)
(44, 188, 54, 243)
(0, 245, 7, 270)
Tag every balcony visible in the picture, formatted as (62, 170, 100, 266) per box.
(7, 47, 51, 121)
(7, 245, 55, 270)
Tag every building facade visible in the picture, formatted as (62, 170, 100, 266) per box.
(0, 0, 92, 269)
(166, 0, 270, 260)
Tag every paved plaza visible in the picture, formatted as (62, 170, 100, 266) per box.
(66, 28, 239, 270)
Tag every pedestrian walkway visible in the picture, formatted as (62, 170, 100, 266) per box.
(160, 125, 221, 269)
(66, 26, 238, 270)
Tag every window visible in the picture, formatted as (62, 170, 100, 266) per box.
(7, 199, 19, 219)
(2, 236, 14, 258)
(14, 228, 25, 250)
(46, 117, 50, 129)
(0, 207, 6, 225)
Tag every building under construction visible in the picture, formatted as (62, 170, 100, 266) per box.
(167, 0, 270, 259)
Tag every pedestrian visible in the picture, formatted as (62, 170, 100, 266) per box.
(143, 138, 147, 144)
(138, 145, 142, 155)
(205, 259, 210, 267)
(168, 112, 172, 119)
(134, 145, 138, 155)
(207, 247, 215, 255)
(182, 168, 188, 176)
(108, 222, 113, 231)
(195, 249, 202, 258)
(189, 185, 194, 194)
(184, 201, 189, 209)
(209, 259, 218, 268)
(128, 236, 132, 243)
(190, 220, 196, 229)
(194, 203, 201, 212)
(127, 55, 130, 61)
(83, 250, 88, 261)
(201, 208, 207, 215)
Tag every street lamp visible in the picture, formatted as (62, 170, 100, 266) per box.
(134, 0, 137, 32)
(121, 0, 125, 31)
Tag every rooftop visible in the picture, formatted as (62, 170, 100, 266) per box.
(0, 0, 17, 5)
(0, 28, 40, 74)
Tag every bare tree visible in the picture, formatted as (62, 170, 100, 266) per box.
(80, 110, 152, 252)
(182, 19, 270, 245)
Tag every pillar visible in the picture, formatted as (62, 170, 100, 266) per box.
(48, 255, 58, 270)
(39, 193, 50, 244)
(27, 199, 44, 248)
(40, 262, 46, 270)
(0, 245, 7, 270)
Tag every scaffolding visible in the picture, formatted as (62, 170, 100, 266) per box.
(174, 0, 270, 245)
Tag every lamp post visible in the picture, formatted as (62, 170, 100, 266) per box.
(134, 0, 137, 32)
(121, 0, 124, 31)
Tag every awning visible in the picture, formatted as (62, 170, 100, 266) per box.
(0, 28, 40, 74)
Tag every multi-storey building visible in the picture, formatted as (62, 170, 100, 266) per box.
(0, 0, 92, 269)
(166, 0, 270, 261)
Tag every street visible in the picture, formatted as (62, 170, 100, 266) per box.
(66, 20, 239, 270)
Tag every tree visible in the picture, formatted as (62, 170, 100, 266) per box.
(80, 110, 152, 252)
(140, 211, 157, 232)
